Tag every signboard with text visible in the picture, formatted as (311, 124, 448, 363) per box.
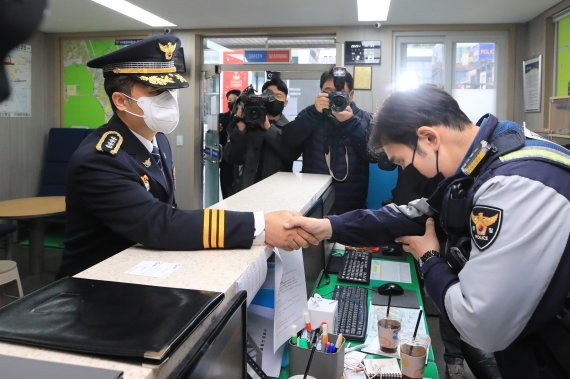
(243, 49, 291, 64)
(222, 71, 248, 112)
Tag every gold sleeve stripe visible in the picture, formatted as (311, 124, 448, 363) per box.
(211, 209, 218, 248)
(218, 210, 225, 248)
(203, 209, 210, 249)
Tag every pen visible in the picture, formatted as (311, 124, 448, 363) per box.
(299, 338, 309, 349)
(321, 323, 328, 352)
(303, 311, 313, 332)
(290, 324, 298, 345)
(335, 333, 344, 350)
(326, 342, 335, 354)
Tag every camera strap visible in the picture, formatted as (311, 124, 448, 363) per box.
(324, 145, 349, 181)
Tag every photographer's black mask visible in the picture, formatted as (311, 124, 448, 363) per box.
(266, 100, 284, 117)
(404, 138, 445, 194)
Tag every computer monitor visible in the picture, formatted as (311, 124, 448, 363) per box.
(175, 291, 247, 379)
(303, 199, 325, 297)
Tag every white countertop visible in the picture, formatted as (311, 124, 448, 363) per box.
(0, 172, 332, 378)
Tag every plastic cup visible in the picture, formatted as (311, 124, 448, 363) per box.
(399, 334, 430, 379)
(377, 310, 402, 353)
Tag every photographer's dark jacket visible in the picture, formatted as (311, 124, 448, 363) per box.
(326, 115, 570, 378)
(282, 102, 372, 214)
(223, 114, 293, 191)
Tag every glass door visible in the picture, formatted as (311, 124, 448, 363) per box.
(201, 69, 221, 208)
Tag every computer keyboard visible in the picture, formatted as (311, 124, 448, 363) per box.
(337, 249, 371, 284)
(332, 285, 368, 341)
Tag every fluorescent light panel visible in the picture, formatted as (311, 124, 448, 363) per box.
(91, 0, 176, 27)
(357, 0, 391, 22)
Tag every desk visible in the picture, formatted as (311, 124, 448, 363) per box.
(0, 173, 332, 378)
(0, 196, 65, 274)
(279, 252, 439, 378)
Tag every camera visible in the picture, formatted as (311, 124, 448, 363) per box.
(163, 28, 172, 34)
(328, 67, 349, 112)
(374, 22, 382, 29)
(236, 85, 276, 129)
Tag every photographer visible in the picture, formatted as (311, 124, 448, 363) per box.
(218, 89, 241, 198)
(222, 78, 294, 192)
(282, 67, 372, 214)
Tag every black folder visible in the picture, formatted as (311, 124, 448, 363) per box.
(0, 277, 224, 364)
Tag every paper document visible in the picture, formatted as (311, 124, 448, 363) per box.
(125, 260, 180, 278)
(235, 251, 268, 306)
(247, 308, 285, 377)
(370, 260, 412, 283)
(273, 248, 307, 353)
(362, 306, 428, 361)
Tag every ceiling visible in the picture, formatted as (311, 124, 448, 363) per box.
(39, 0, 562, 33)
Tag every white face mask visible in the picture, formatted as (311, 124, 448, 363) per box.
(122, 89, 179, 134)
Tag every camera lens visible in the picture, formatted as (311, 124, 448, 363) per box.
(330, 93, 348, 112)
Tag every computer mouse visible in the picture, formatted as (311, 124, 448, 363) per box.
(377, 282, 404, 296)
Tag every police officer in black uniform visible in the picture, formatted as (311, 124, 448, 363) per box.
(59, 35, 317, 277)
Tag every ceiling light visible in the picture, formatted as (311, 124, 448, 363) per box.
(91, 0, 176, 27)
(357, 0, 391, 22)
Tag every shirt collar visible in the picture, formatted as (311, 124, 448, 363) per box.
(129, 129, 155, 154)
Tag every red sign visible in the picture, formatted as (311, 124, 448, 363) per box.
(223, 50, 244, 64)
(222, 71, 248, 112)
(267, 50, 291, 63)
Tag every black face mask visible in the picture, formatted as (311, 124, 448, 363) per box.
(402, 140, 445, 198)
(227, 101, 235, 113)
(266, 100, 285, 117)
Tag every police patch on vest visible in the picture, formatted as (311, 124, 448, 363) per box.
(470, 205, 502, 250)
(96, 131, 123, 156)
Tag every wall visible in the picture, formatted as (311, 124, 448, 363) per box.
(0, 32, 56, 200)
(514, 0, 570, 131)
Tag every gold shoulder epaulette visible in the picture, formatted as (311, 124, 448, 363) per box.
(96, 131, 123, 156)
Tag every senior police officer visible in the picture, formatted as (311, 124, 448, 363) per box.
(59, 35, 317, 277)
(286, 84, 570, 377)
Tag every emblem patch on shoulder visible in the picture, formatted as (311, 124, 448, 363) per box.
(96, 131, 123, 156)
(470, 205, 502, 250)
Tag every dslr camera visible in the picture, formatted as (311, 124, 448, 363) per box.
(236, 85, 276, 129)
(328, 67, 349, 112)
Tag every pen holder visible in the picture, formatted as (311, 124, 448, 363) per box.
(289, 333, 344, 379)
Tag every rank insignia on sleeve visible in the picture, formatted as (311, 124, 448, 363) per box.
(96, 131, 123, 156)
(470, 205, 502, 250)
(140, 174, 150, 191)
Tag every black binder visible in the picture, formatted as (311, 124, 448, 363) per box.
(0, 277, 223, 364)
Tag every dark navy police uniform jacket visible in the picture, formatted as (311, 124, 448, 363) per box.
(59, 115, 254, 277)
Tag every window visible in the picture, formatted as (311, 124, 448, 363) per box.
(394, 31, 507, 122)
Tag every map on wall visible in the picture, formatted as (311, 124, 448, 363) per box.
(0, 44, 32, 117)
(62, 38, 142, 128)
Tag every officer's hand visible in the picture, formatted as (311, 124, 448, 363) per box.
(395, 218, 440, 260)
(284, 216, 332, 243)
(314, 92, 330, 113)
(332, 105, 353, 123)
(265, 211, 320, 250)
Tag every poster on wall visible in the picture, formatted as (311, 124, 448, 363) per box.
(556, 13, 570, 96)
(0, 44, 32, 117)
(61, 37, 145, 128)
(344, 41, 381, 65)
(523, 55, 542, 113)
(221, 71, 248, 112)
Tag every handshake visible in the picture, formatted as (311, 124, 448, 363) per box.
(264, 211, 333, 250)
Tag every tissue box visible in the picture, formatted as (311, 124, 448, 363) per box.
(307, 296, 337, 329)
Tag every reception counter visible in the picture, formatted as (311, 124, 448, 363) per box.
(0, 172, 332, 378)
